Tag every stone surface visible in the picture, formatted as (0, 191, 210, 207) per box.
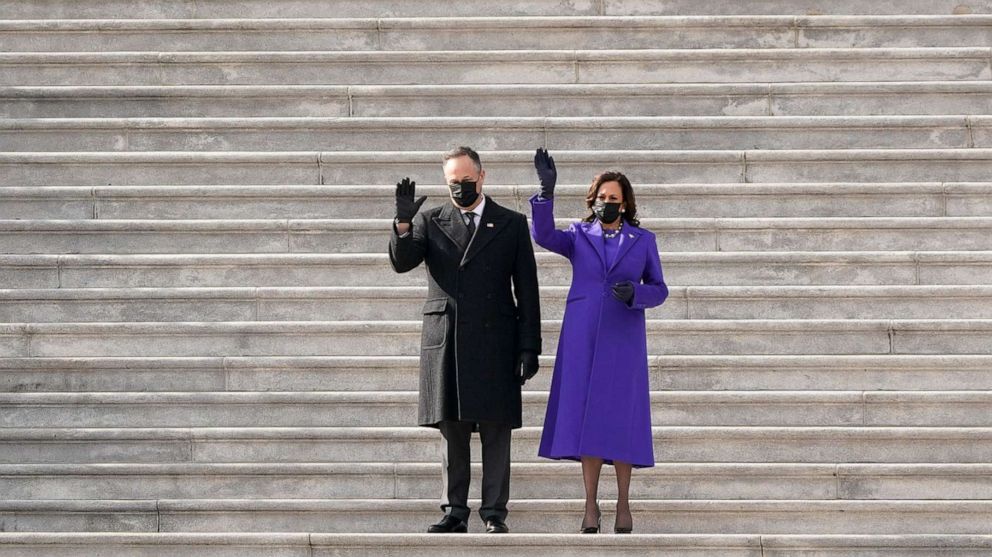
(1, 4, 991, 555)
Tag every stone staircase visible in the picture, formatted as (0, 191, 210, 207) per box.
(2, 1, 992, 555)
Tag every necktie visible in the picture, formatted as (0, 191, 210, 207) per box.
(464, 212, 476, 238)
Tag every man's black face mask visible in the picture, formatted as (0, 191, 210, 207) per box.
(449, 180, 480, 208)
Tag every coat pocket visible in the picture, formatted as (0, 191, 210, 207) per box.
(421, 298, 448, 350)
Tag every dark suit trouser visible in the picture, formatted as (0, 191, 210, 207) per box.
(438, 420, 512, 522)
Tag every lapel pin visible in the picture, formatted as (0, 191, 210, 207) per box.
(487, 223, 494, 228)
(628, 233, 634, 238)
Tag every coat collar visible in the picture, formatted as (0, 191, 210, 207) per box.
(431, 195, 510, 266)
(578, 219, 644, 272)
(431, 201, 463, 249)
(460, 195, 510, 268)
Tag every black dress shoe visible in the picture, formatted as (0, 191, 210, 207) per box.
(485, 518, 509, 533)
(427, 515, 468, 533)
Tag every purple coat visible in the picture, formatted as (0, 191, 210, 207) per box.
(530, 194, 668, 468)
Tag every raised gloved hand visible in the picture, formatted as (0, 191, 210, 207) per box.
(611, 281, 635, 305)
(517, 350, 539, 385)
(395, 177, 427, 224)
(533, 148, 557, 200)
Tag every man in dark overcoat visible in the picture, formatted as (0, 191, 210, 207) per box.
(389, 146, 542, 534)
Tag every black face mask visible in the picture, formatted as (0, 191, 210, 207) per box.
(449, 180, 480, 208)
(593, 200, 622, 224)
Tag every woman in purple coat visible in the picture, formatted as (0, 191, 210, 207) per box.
(530, 149, 669, 534)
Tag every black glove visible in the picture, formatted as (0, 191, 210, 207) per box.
(611, 281, 635, 305)
(517, 350, 539, 385)
(534, 148, 557, 200)
(395, 177, 427, 224)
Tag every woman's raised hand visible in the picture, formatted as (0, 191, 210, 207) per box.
(534, 148, 557, 199)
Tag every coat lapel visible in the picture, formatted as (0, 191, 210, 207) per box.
(431, 203, 467, 251)
(461, 196, 509, 268)
(579, 220, 607, 271)
(607, 225, 643, 273)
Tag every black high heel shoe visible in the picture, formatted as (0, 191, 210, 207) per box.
(614, 510, 633, 534)
(580, 504, 602, 534)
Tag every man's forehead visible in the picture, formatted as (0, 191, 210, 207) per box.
(443, 162, 479, 179)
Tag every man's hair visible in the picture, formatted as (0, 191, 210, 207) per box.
(442, 146, 482, 173)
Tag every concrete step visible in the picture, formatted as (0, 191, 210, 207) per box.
(6, 116, 992, 152)
(3, 0, 991, 18)
(5, 149, 992, 186)
(3, 355, 992, 393)
(0, 498, 988, 534)
(0, 286, 680, 322)
(4, 426, 991, 464)
(5, 183, 991, 220)
(3, 285, 992, 322)
(1, 533, 991, 557)
(5, 16, 992, 52)
(3, 319, 992, 358)
(1, 462, 990, 501)
(2, 48, 988, 87)
(3, 251, 988, 289)
(6, 83, 992, 118)
(3, 390, 992, 428)
(1, 217, 992, 254)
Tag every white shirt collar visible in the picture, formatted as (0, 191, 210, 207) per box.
(460, 195, 486, 218)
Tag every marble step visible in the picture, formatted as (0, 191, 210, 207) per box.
(3, 355, 992, 393)
(7, 115, 992, 152)
(5, 149, 992, 186)
(2, 251, 988, 289)
(2, 48, 989, 87)
(1, 217, 992, 254)
(2, 319, 992, 358)
(1, 426, 990, 464)
(0, 533, 990, 557)
(0, 498, 988, 534)
(6, 82, 992, 118)
(6, 183, 991, 220)
(4, 16, 992, 52)
(0, 462, 990, 501)
(3, 390, 992, 428)
(3, 285, 992, 322)
(2, 0, 991, 18)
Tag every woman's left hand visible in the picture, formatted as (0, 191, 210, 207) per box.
(611, 281, 635, 304)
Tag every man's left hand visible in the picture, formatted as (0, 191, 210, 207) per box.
(517, 350, 539, 385)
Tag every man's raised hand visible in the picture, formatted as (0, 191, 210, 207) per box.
(395, 177, 427, 224)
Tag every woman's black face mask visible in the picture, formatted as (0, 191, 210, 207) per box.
(449, 180, 480, 208)
(593, 200, 622, 224)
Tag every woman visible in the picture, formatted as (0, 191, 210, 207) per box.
(529, 148, 668, 534)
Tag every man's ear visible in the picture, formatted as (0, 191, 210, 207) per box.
(477, 169, 485, 189)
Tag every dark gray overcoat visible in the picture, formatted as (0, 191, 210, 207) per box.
(389, 196, 542, 429)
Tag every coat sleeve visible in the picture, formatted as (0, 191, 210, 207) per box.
(630, 233, 669, 310)
(388, 210, 428, 273)
(528, 193, 575, 259)
(513, 214, 543, 355)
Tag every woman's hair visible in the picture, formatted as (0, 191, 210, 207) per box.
(582, 171, 640, 227)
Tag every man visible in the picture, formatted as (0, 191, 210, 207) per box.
(389, 146, 542, 534)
